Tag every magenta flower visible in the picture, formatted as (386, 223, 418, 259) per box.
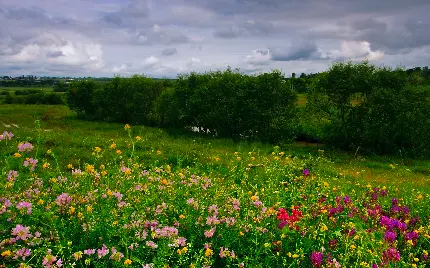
(384, 230, 397, 243)
(12, 224, 32, 241)
(303, 169, 310, 176)
(310, 251, 324, 267)
(382, 248, 401, 263)
(0, 198, 11, 214)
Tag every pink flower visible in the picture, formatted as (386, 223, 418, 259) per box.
(12, 224, 32, 241)
(97, 244, 109, 258)
(0, 131, 14, 141)
(23, 158, 38, 171)
(7, 170, 18, 182)
(18, 142, 34, 152)
(146, 241, 158, 249)
(13, 247, 31, 261)
(204, 227, 215, 238)
(56, 193, 72, 207)
(16, 201, 32, 215)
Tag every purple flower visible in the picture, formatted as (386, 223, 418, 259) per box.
(383, 248, 400, 263)
(303, 169, 310, 176)
(384, 230, 397, 243)
(405, 231, 419, 241)
(310, 251, 324, 267)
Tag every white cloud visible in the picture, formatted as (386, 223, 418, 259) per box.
(329, 40, 384, 61)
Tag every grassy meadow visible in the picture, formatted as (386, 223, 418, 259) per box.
(1, 104, 429, 267)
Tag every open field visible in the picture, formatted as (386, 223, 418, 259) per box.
(1, 104, 429, 267)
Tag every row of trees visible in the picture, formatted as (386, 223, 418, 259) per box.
(66, 62, 430, 157)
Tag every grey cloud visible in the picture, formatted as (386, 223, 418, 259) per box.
(161, 48, 178, 56)
(214, 20, 275, 39)
(270, 41, 321, 61)
(46, 51, 64, 58)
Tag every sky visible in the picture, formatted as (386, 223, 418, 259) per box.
(1, 0, 430, 78)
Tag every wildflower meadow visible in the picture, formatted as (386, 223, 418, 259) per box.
(1, 121, 429, 268)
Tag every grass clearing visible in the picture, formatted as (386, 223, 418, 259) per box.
(1, 104, 429, 267)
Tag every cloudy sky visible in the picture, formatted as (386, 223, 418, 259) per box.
(1, 0, 430, 77)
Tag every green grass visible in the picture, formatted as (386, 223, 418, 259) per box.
(1, 104, 429, 267)
(1, 104, 429, 192)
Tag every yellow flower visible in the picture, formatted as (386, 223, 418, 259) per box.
(77, 212, 84, 220)
(86, 165, 95, 173)
(292, 254, 299, 258)
(116, 150, 122, 155)
(68, 206, 76, 215)
(43, 162, 50, 169)
(37, 199, 44, 205)
(281, 233, 287, 239)
(94, 147, 102, 153)
(124, 124, 131, 129)
(179, 214, 186, 219)
(414, 258, 419, 262)
(320, 225, 328, 232)
(86, 205, 93, 213)
(1, 250, 11, 257)
(110, 143, 117, 149)
(250, 195, 258, 201)
(417, 194, 424, 201)
(350, 244, 356, 250)
(407, 240, 414, 246)
(135, 136, 142, 141)
(205, 248, 213, 257)
(47, 149, 52, 154)
(101, 171, 107, 177)
(112, 221, 118, 226)
(67, 164, 73, 169)
(412, 264, 417, 268)
(49, 177, 57, 183)
(239, 231, 244, 236)
(264, 243, 271, 248)
(323, 182, 329, 188)
(360, 262, 368, 267)
(157, 150, 161, 155)
(13, 152, 21, 158)
(354, 235, 359, 240)
(124, 259, 132, 265)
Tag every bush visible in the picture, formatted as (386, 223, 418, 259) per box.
(155, 69, 298, 143)
(308, 61, 430, 157)
(67, 76, 166, 124)
(4, 92, 65, 105)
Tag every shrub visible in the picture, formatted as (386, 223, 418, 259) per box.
(308, 61, 430, 157)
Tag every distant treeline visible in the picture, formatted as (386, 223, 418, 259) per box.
(66, 62, 430, 157)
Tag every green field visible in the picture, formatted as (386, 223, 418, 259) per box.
(1, 104, 429, 267)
